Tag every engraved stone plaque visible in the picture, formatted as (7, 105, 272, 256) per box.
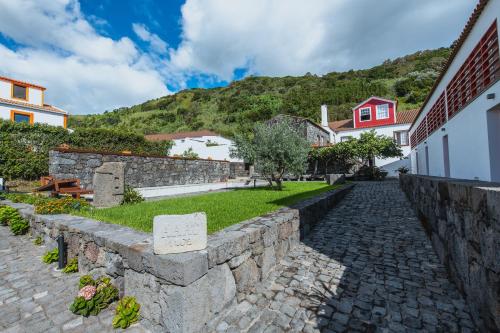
(153, 213, 207, 254)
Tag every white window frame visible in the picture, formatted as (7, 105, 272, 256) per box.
(394, 130, 409, 146)
(359, 107, 371, 122)
(376, 104, 390, 120)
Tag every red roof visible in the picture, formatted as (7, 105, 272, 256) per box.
(0, 97, 67, 115)
(145, 130, 220, 141)
(329, 109, 419, 132)
(0, 76, 46, 90)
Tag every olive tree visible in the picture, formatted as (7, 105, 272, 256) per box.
(231, 119, 311, 190)
(354, 130, 402, 166)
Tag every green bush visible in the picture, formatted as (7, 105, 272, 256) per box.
(79, 275, 96, 289)
(122, 186, 144, 205)
(10, 216, 29, 235)
(62, 258, 78, 274)
(5, 193, 49, 205)
(0, 206, 19, 226)
(70, 275, 118, 317)
(35, 197, 89, 214)
(113, 297, 141, 329)
(42, 248, 59, 264)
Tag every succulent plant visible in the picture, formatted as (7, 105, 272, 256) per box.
(112, 297, 141, 329)
(62, 257, 78, 273)
(79, 275, 95, 289)
(70, 275, 118, 317)
(42, 248, 58, 264)
(10, 216, 29, 235)
(0, 206, 20, 226)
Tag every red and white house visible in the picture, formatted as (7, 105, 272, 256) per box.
(409, 0, 500, 181)
(321, 97, 419, 177)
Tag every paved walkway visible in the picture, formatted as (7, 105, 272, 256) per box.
(0, 228, 147, 333)
(215, 181, 477, 332)
(1, 181, 477, 332)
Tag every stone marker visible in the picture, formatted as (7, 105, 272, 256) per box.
(326, 174, 345, 185)
(93, 162, 125, 208)
(153, 213, 207, 254)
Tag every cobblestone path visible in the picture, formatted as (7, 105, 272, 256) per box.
(215, 181, 477, 332)
(0, 227, 147, 333)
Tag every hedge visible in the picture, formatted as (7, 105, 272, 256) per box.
(0, 120, 172, 180)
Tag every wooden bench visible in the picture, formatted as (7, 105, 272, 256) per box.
(35, 177, 93, 199)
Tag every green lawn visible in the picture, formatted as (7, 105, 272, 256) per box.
(75, 182, 338, 234)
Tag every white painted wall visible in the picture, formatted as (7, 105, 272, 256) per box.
(0, 81, 10, 99)
(0, 103, 66, 127)
(410, 0, 500, 181)
(169, 135, 243, 162)
(335, 123, 412, 177)
(28, 87, 43, 105)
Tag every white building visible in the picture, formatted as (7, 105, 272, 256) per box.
(145, 130, 243, 162)
(0, 76, 68, 127)
(409, 0, 500, 182)
(321, 97, 419, 177)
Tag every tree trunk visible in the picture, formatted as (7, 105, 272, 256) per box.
(275, 178, 282, 190)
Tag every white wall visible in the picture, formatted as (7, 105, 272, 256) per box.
(0, 81, 10, 99)
(169, 135, 243, 162)
(336, 123, 412, 177)
(410, 0, 500, 181)
(0, 103, 66, 127)
(28, 87, 43, 105)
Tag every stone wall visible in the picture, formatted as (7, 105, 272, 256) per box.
(229, 162, 249, 178)
(1, 184, 353, 333)
(49, 148, 230, 190)
(400, 174, 499, 332)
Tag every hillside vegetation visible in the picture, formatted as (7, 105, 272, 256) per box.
(69, 48, 450, 137)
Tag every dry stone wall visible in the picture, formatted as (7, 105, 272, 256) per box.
(49, 148, 230, 190)
(400, 174, 499, 332)
(1, 184, 353, 333)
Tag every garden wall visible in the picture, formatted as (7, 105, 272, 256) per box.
(400, 174, 499, 332)
(48, 148, 230, 190)
(1, 184, 353, 333)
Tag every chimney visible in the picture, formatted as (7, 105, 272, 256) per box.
(321, 104, 328, 127)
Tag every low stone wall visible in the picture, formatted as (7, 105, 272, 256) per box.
(400, 174, 499, 332)
(229, 162, 249, 178)
(49, 148, 230, 190)
(1, 184, 353, 332)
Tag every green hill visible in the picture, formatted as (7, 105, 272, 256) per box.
(69, 47, 450, 137)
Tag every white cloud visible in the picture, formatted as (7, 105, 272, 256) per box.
(0, 0, 169, 115)
(170, 0, 477, 80)
(133, 23, 168, 54)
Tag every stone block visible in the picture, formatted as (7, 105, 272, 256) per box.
(160, 274, 211, 333)
(125, 270, 162, 324)
(232, 257, 260, 293)
(207, 231, 249, 267)
(147, 251, 208, 286)
(207, 263, 236, 315)
(92, 162, 125, 208)
(326, 174, 345, 185)
(257, 246, 276, 279)
(153, 213, 207, 254)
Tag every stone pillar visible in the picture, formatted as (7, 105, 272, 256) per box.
(92, 162, 125, 208)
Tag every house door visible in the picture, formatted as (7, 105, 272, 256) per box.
(487, 104, 500, 181)
(425, 146, 430, 175)
(443, 135, 450, 177)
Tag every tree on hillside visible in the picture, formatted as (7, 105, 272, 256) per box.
(354, 130, 402, 166)
(231, 119, 311, 190)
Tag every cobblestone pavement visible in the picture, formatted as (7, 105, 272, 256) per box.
(0, 227, 148, 333)
(215, 181, 477, 332)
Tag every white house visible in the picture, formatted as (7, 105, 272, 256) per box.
(0, 76, 68, 127)
(321, 97, 419, 177)
(409, 0, 500, 182)
(145, 130, 243, 162)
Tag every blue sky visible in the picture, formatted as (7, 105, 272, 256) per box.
(0, 0, 477, 115)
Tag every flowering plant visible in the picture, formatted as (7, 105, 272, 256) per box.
(78, 285, 96, 300)
(69, 275, 118, 317)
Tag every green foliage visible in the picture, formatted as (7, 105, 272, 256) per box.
(70, 275, 118, 317)
(0, 120, 172, 181)
(5, 193, 50, 205)
(68, 48, 451, 136)
(33, 236, 43, 246)
(356, 165, 388, 181)
(0, 205, 19, 226)
(62, 258, 78, 273)
(231, 119, 310, 189)
(42, 248, 59, 264)
(35, 197, 89, 214)
(122, 186, 145, 205)
(10, 216, 29, 235)
(112, 297, 141, 329)
(79, 275, 96, 289)
(397, 166, 410, 174)
(181, 147, 199, 159)
(355, 130, 403, 165)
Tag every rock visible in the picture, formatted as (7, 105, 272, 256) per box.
(232, 258, 260, 293)
(207, 263, 236, 315)
(257, 246, 276, 279)
(92, 162, 125, 208)
(326, 174, 345, 185)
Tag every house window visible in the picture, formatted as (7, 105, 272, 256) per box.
(359, 107, 371, 122)
(10, 110, 33, 124)
(340, 136, 352, 142)
(12, 84, 28, 100)
(376, 104, 389, 119)
(394, 131, 409, 146)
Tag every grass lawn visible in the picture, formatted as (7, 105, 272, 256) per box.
(75, 182, 338, 234)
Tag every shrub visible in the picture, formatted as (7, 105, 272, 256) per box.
(0, 206, 19, 225)
(5, 193, 49, 205)
(42, 248, 59, 264)
(397, 166, 409, 174)
(10, 216, 29, 235)
(70, 275, 118, 317)
(62, 258, 78, 274)
(113, 297, 141, 329)
(33, 236, 43, 246)
(35, 197, 89, 215)
(122, 186, 144, 205)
